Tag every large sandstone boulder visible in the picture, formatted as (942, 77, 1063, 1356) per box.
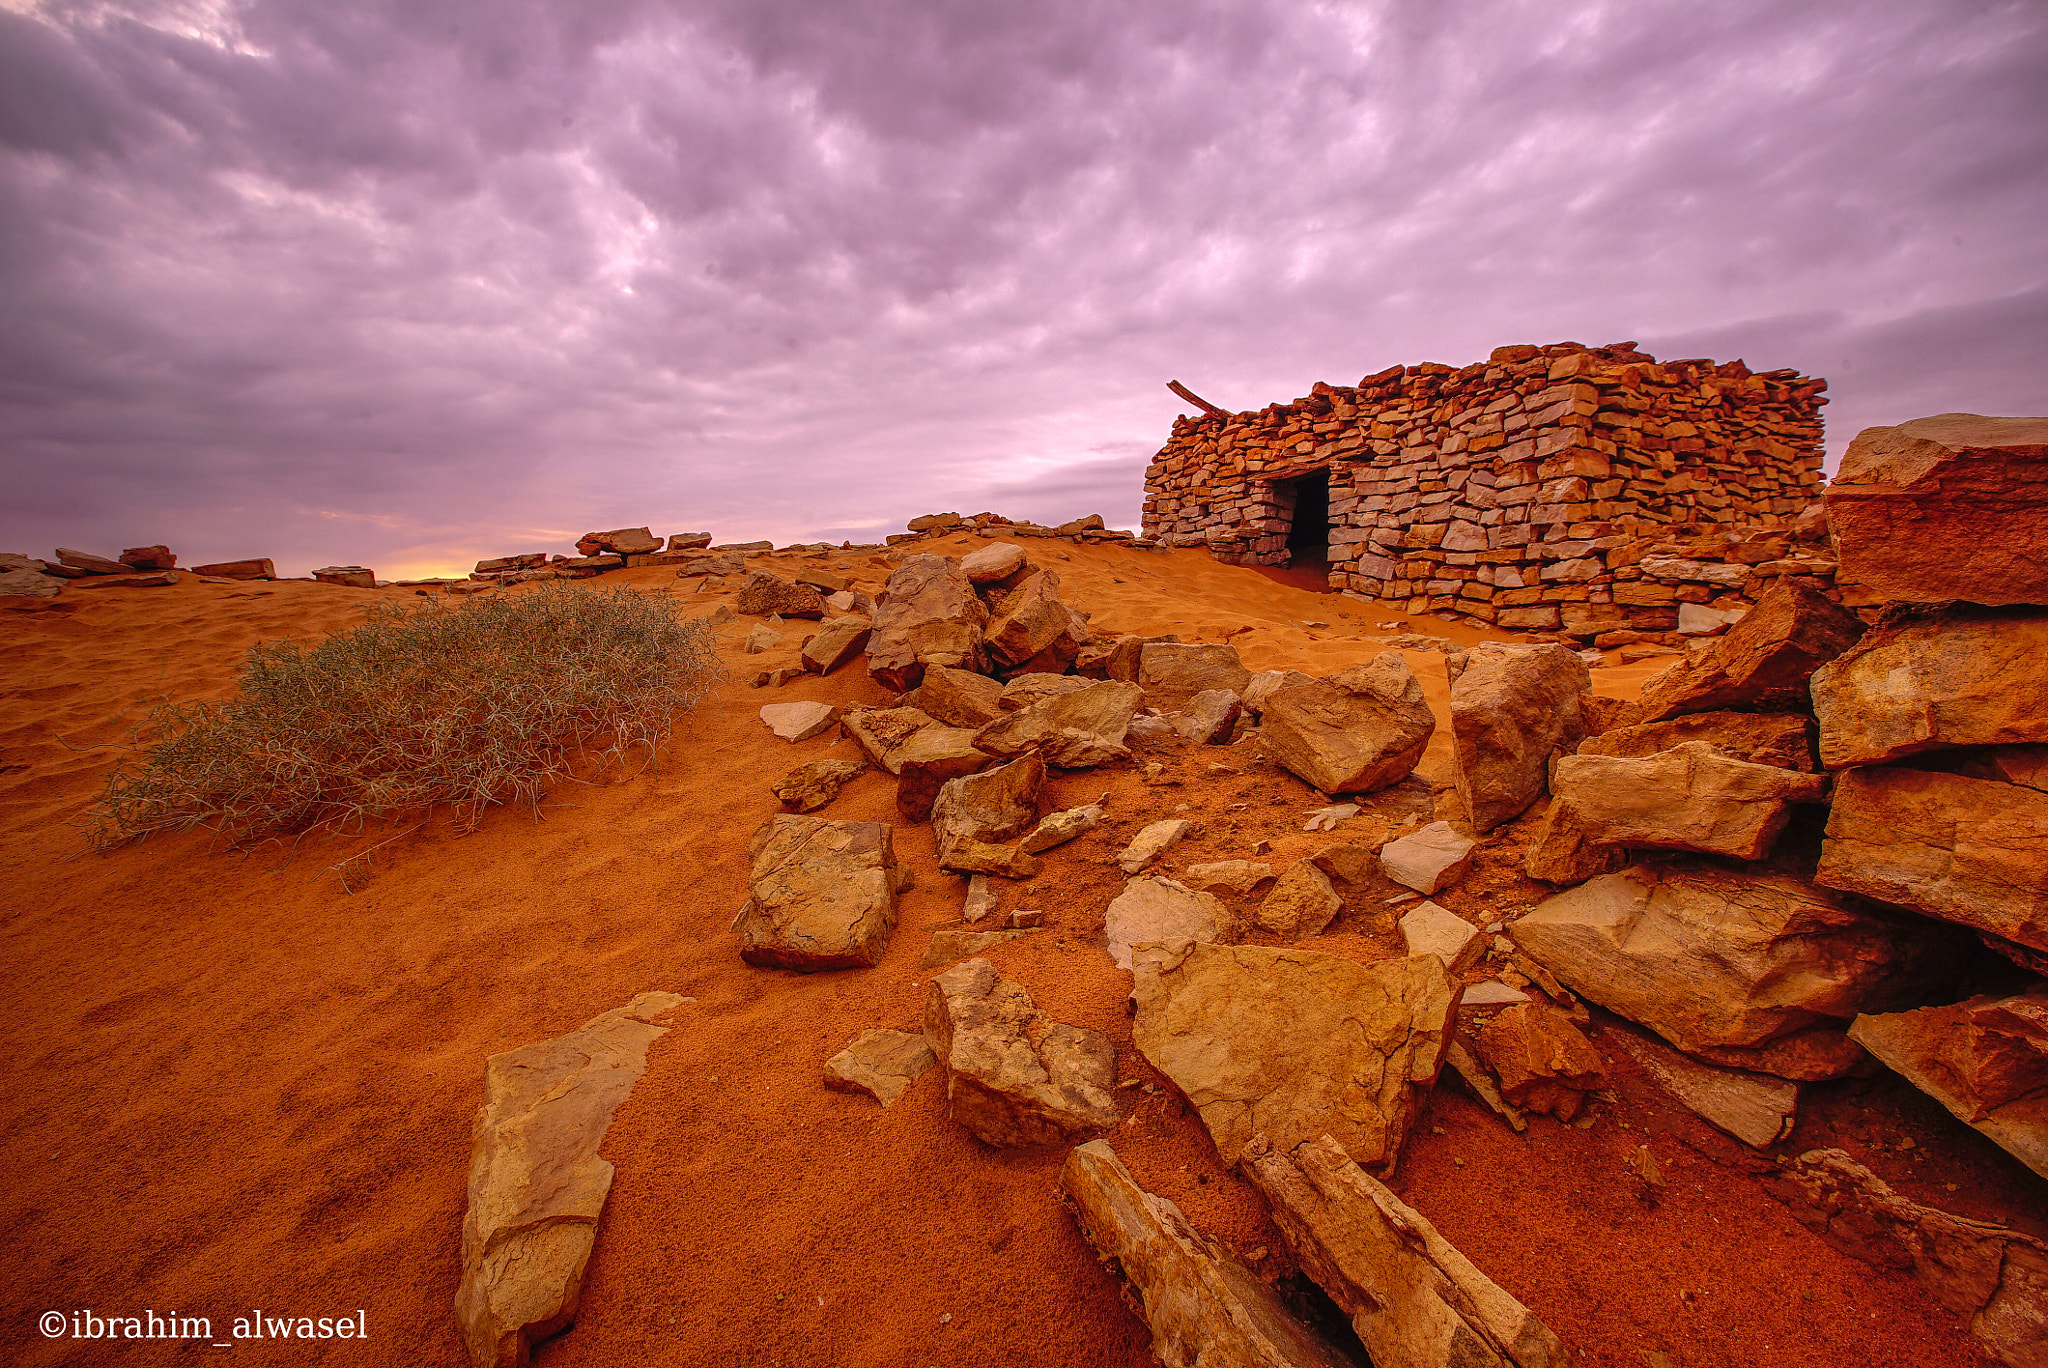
(1059, 1141, 1362, 1368)
(1826, 413, 2048, 608)
(1510, 863, 1948, 1080)
(456, 991, 684, 1368)
(892, 727, 992, 822)
(736, 571, 827, 619)
(1523, 742, 1829, 875)
(1260, 655, 1435, 797)
(1105, 877, 1250, 970)
(1767, 1148, 2048, 1368)
(1635, 580, 1864, 722)
(923, 958, 1117, 1146)
(1809, 607, 2048, 768)
(930, 754, 1044, 852)
(959, 541, 1027, 584)
(1131, 941, 1455, 1171)
(903, 664, 1005, 727)
(982, 569, 1088, 675)
(1850, 988, 2048, 1183)
(1139, 642, 1253, 706)
(823, 1028, 936, 1108)
(1817, 765, 2048, 953)
(1577, 710, 1815, 770)
(973, 679, 1142, 768)
(574, 526, 660, 556)
(866, 554, 989, 689)
(1448, 643, 1590, 831)
(733, 815, 902, 970)
(1241, 1133, 1574, 1368)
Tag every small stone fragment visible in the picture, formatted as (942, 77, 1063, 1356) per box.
(1256, 861, 1341, 940)
(1398, 901, 1481, 974)
(824, 1028, 936, 1108)
(770, 757, 867, 812)
(1379, 822, 1477, 895)
(921, 928, 1035, 969)
(961, 874, 997, 924)
(1183, 860, 1277, 898)
(1119, 818, 1195, 874)
(743, 623, 782, 653)
(758, 701, 839, 743)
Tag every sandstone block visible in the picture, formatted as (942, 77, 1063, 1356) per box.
(823, 1028, 936, 1108)
(1576, 710, 1814, 770)
(1256, 861, 1341, 939)
(904, 664, 1006, 727)
(1019, 797, 1106, 853)
(1635, 579, 1863, 721)
(1183, 860, 1277, 898)
(983, 569, 1088, 674)
(758, 701, 839, 743)
(1850, 988, 2048, 1182)
(0, 568, 62, 598)
(1526, 741, 1828, 868)
(1139, 642, 1253, 705)
(1260, 654, 1435, 797)
(191, 558, 275, 580)
(893, 727, 992, 822)
(842, 705, 938, 773)
(736, 571, 827, 619)
(770, 757, 867, 812)
(1379, 821, 1477, 895)
(930, 754, 1043, 851)
(734, 815, 900, 970)
(959, 541, 1027, 583)
(924, 958, 1117, 1146)
(1105, 877, 1250, 970)
(973, 679, 1142, 768)
(1119, 818, 1195, 873)
(118, 545, 176, 570)
(866, 554, 989, 689)
(1602, 1021, 1796, 1147)
(1473, 1002, 1605, 1122)
(801, 616, 872, 674)
(574, 527, 660, 556)
(1397, 901, 1481, 974)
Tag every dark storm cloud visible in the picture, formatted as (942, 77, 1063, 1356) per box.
(1, 0, 2042, 576)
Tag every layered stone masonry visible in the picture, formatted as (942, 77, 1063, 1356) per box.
(1143, 341, 1830, 635)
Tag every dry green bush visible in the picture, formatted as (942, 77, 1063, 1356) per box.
(89, 582, 722, 850)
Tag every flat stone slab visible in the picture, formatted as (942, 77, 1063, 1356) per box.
(823, 1028, 936, 1108)
(759, 701, 839, 742)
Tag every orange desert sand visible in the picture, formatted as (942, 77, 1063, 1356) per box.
(1, 530, 2034, 1367)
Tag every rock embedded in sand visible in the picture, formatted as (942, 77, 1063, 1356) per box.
(1816, 765, 2048, 953)
(1849, 987, 2048, 1183)
(456, 990, 684, 1368)
(1602, 1021, 1796, 1148)
(1378, 821, 1477, 896)
(923, 957, 1117, 1147)
(1083, 632, 1181, 682)
(959, 540, 1027, 584)
(1105, 877, 1250, 970)
(866, 554, 989, 689)
(1018, 797, 1105, 854)
(1183, 860, 1276, 899)
(1825, 413, 2048, 608)
(903, 664, 1005, 727)
(801, 616, 872, 675)
(1447, 642, 1590, 832)
(1241, 1132, 1574, 1368)
(1138, 641, 1252, 706)
(770, 757, 867, 812)
(1509, 863, 1946, 1080)
(891, 727, 992, 823)
(1259, 655, 1435, 797)
(982, 569, 1089, 675)
(742, 623, 781, 654)
(973, 679, 1142, 769)
(1575, 710, 1815, 771)
(1808, 607, 2048, 769)
(1058, 1140, 1361, 1368)
(824, 1028, 936, 1108)
(1118, 818, 1196, 874)
(736, 570, 827, 620)
(1255, 861, 1341, 940)
(1772, 1150, 2048, 1368)
(733, 815, 902, 971)
(0, 567, 63, 598)
(1131, 941, 1455, 1171)
(1398, 901, 1481, 974)
(1472, 1002, 1606, 1123)
(758, 701, 839, 743)
(931, 754, 1043, 850)
(961, 873, 997, 923)
(1634, 580, 1863, 723)
(920, 927, 1036, 970)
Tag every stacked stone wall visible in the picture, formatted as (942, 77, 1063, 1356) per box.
(1142, 341, 1829, 635)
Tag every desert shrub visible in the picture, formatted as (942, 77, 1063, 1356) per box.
(89, 582, 722, 849)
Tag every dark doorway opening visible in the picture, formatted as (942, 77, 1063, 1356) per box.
(1278, 468, 1330, 585)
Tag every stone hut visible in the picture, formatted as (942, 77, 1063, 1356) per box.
(1141, 341, 1828, 634)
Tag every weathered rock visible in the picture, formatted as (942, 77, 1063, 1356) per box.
(1105, 877, 1251, 970)
(1019, 797, 1106, 853)
(575, 527, 660, 556)
(893, 727, 992, 822)
(1132, 941, 1455, 1171)
(999, 672, 1090, 712)
(1809, 606, 2048, 768)
(1577, 710, 1815, 771)
(866, 554, 989, 689)
(1767, 1147, 2048, 1368)
(842, 706, 938, 773)
(1473, 1003, 1605, 1122)
(1139, 642, 1252, 706)
(1677, 602, 1744, 636)
(905, 664, 1006, 727)
(771, 757, 867, 812)
(973, 679, 1142, 768)
(1462, 981, 1531, 1008)
(1175, 689, 1243, 744)
(962, 873, 997, 923)
(1089, 633, 1182, 682)
(824, 1028, 936, 1108)
(1379, 822, 1477, 895)
(1242, 1133, 1574, 1368)
(1525, 743, 1829, 872)
(1445, 1039, 1526, 1133)
(931, 754, 1043, 849)
(907, 511, 964, 532)
(1850, 988, 2048, 1183)
(1059, 1141, 1361, 1368)
(191, 558, 275, 580)
(1119, 818, 1195, 873)
(736, 571, 827, 620)
(937, 837, 1042, 879)
(1257, 861, 1341, 940)
(1183, 860, 1277, 898)
(1242, 669, 1316, 715)
(733, 815, 901, 971)
(921, 927, 1036, 969)
(801, 616, 872, 674)
(983, 569, 1088, 674)
(790, 566, 849, 593)
(666, 532, 712, 551)
(456, 991, 684, 1368)
(924, 958, 1117, 1146)
(1826, 413, 2048, 608)
(313, 565, 377, 588)
(1309, 842, 1390, 914)
(757, 701, 839, 743)
(1602, 1021, 1796, 1147)
(1510, 863, 1947, 1080)
(1635, 580, 1864, 721)
(1127, 714, 1182, 750)
(475, 553, 546, 575)
(1817, 766, 2048, 953)
(118, 545, 176, 570)
(1398, 901, 1481, 974)
(959, 541, 1027, 584)
(1448, 643, 1590, 832)
(742, 623, 781, 653)
(0, 568, 63, 598)
(1260, 655, 1436, 797)
(55, 547, 126, 574)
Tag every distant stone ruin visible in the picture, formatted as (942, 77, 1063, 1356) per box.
(1143, 341, 1828, 634)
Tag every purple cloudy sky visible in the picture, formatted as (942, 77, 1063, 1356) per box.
(3, 0, 2044, 579)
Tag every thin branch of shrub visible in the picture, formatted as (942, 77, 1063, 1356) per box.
(86, 583, 723, 852)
